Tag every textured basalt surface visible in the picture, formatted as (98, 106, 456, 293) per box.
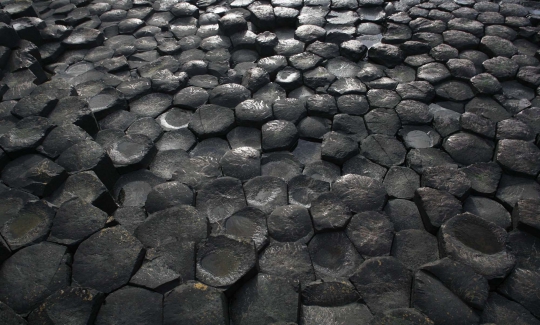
(0, 0, 540, 323)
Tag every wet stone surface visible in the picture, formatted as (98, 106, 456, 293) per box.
(0, 0, 540, 323)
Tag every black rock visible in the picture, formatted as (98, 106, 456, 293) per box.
(234, 99, 273, 126)
(496, 139, 540, 176)
(332, 114, 368, 143)
(414, 187, 462, 233)
(480, 36, 518, 58)
(230, 274, 299, 325)
(267, 205, 314, 244)
(412, 270, 480, 325)
(391, 229, 439, 270)
(196, 235, 256, 289)
(368, 43, 404, 67)
(0, 301, 26, 324)
(2, 154, 66, 197)
(11, 93, 57, 119)
(481, 292, 540, 325)
(135, 204, 206, 248)
(259, 242, 315, 284)
(497, 174, 540, 208)
(273, 98, 306, 124)
(460, 162, 502, 195)
(211, 207, 268, 251)
(242, 67, 270, 92)
(346, 211, 394, 258)
(130, 93, 173, 118)
(57, 140, 118, 190)
(482, 56, 519, 80)
(0, 116, 55, 156)
(350, 256, 411, 314)
(164, 282, 227, 325)
(62, 27, 104, 48)
(288, 175, 329, 208)
(298, 116, 331, 140)
(301, 303, 373, 324)
(421, 166, 471, 198)
(197, 177, 246, 223)
(28, 287, 104, 325)
(464, 196, 511, 229)
(96, 286, 163, 325)
(0, 242, 70, 314)
(209, 83, 250, 108)
(370, 308, 434, 325)
(439, 213, 516, 280)
(309, 192, 352, 231)
(421, 257, 489, 310)
(173, 86, 208, 110)
(361, 134, 407, 167)
(364, 108, 401, 136)
(0, 200, 54, 251)
(130, 240, 195, 291)
(48, 198, 108, 246)
(261, 120, 299, 152)
(145, 182, 194, 214)
(0, 23, 20, 48)
(496, 119, 535, 141)
(72, 226, 145, 293)
(189, 104, 235, 139)
(498, 265, 540, 318)
(384, 199, 424, 232)
(37, 124, 91, 159)
(332, 174, 387, 212)
(367, 89, 401, 109)
(383, 166, 420, 199)
(417, 62, 451, 83)
(107, 134, 157, 173)
(443, 132, 495, 166)
(308, 231, 363, 280)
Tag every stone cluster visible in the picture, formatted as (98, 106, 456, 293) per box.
(0, 0, 539, 323)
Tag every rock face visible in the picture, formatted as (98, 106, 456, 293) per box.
(72, 227, 145, 293)
(1, 0, 540, 322)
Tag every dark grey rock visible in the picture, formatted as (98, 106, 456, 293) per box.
(48, 198, 107, 246)
(96, 286, 163, 325)
(268, 205, 313, 244)
(262, 120, 299, 152)
(230, 274, 299, 325)
(28, 287, 104, 325)
(259, 242, 315, 284)
(211, 207, 268, 251)
(443, 132, 494, 166)
(384, 199, 424, 231)
(391, 229, 439, 270)
(2, 154, 66, 197)
(332, 174, 387, 212)
(164, 282, 227, 325)
(72, 227, 144, 293)
(496, 139, 540, 176)
(383, 166, 420, 199)
(346, 211, 394, 258)
(0, 242, 70, 314)
(464, 196, 511, 229)
(308, 231, 363, 280)
(439, 213, 516, 280)
(196, 235, 256, 289)
(421, 166, 471, 198)
(412, 270, 480, 325)
(414, 187, 462, 233)
(1, 200, 54, 251)
(481, 292, 540, 325)
(350, 257, 411, 314)
(361, 134, 407, 167)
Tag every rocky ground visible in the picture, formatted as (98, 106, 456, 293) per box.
(0, 0, 539, 323)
